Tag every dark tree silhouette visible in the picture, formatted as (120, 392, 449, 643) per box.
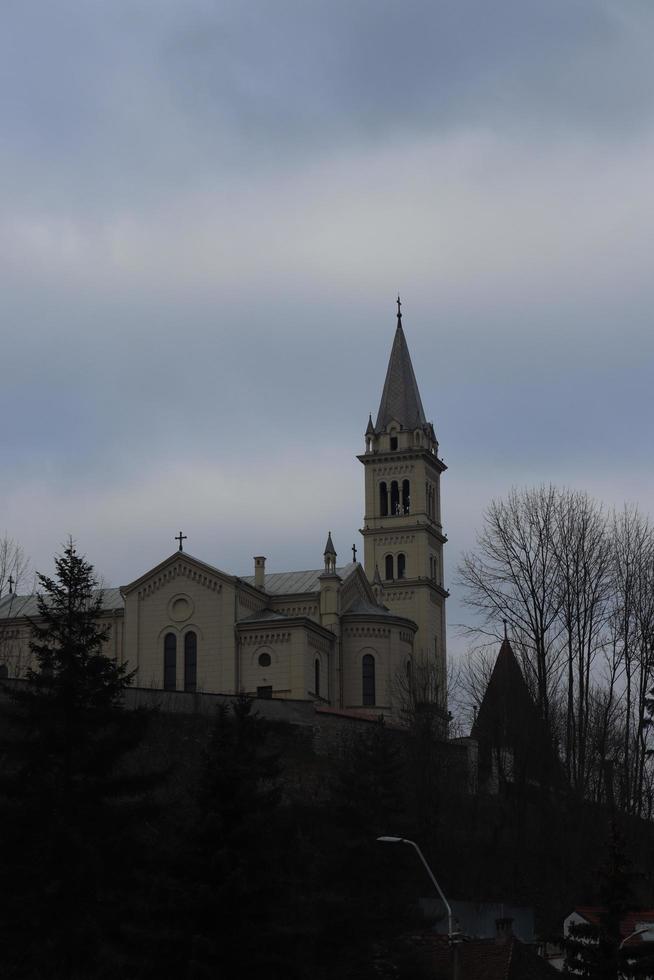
(0, 541, 154, 979)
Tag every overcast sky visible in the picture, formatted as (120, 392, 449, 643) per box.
(2, 0, 653, 657)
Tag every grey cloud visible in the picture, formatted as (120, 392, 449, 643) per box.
(3, 1, 654, 212)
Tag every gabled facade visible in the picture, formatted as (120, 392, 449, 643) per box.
(0, 299, 446, 715)
(0, 541, 417, 712)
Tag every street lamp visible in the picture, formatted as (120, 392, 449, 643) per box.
(377, 836, 454, 940)
(619, 926, 651, 950)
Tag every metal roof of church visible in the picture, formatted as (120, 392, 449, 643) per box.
(241, 562, 357, 595)
(0, 587, 124, 619)
(375, 307, 427, 431)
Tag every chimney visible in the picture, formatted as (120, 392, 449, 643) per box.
(254, 556, 266, 590)
(495, 917, 513, 945)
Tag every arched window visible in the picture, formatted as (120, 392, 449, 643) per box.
(362, 654, 376, 706)
(390, 435, 398, 451)
(379, 481, 388, 517)
(314, 658, 320, 697)
(397, 553, 406, 579)
(390, 481, 400, 515)
(402, 479, 410, 514)
(163, 633, 176, 691)
(184, 631, 197, 693)
(385, 554, 394, 580)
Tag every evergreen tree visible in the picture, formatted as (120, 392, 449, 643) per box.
(0, 542, 154, 979)
(157, 695, 288, 980)
(563, 822, 634, 980)
(311, 719, 412, 980)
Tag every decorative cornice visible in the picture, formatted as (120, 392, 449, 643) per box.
(358, 450, 446, 473)
(240, 631, 291, 646)
(370, 463, 415, 478)
(344, 625, 390, 639)
(137, 562, 223, 601)
(360, 522, 446, 544)
(370, 533, 416, 547)
(272, 604, 318, 619)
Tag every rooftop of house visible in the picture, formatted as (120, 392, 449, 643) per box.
(409, 931, 559, 980)
(569, 907, 654, 944)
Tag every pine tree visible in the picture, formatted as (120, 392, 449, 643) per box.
(154, 695, 287, 980)
(310, 719, 411, 980)
(563, 821, 634, 980)
(0, 541, 154, 979)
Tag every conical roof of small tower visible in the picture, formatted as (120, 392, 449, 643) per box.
(471, 635, 562, 789)
(323, 531, 336, 557)
(375, 300, 427, 431)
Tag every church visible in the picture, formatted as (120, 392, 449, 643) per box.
(0, 301, 448, 716)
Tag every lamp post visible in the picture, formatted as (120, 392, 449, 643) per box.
(377, 836, 454, 940)
(619, 926, 650, 950)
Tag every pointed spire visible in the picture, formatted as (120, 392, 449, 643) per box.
(365, 413, 376, 437)
(323, 532, 337, 574)
(375, 298, 427, 431)
(373, 563, 382, 587)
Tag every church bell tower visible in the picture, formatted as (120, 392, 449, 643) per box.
(359, 298, 448, 708)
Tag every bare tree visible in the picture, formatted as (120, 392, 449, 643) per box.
(457, 487, 654, 816)
(449, 643, 497, 734)
(609, 507, 654, 814)
(553, 490, 613, 795)
(0, 534, 29, 599)
(457, 485, 564, 723)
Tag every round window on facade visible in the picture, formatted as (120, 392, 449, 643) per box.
(258, 652, 272, 668)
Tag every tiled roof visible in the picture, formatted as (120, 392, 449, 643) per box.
(412, 933, 559, 979)
(315, 706, 404, 728)
(343, 596, 399, 617)
(241, 563, 357, 595)
(238, 608, 289, 624)
(375, 314, 427, 431)
(0, 587, 124, 620)
(572, 908, 654, 944)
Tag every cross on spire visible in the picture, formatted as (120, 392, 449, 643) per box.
(8, 574, 14, 594)
(397, 294, 402, 320)
(175, 531, 187, 552)
(352, 543, 357, 563)
(503, 619, 508, 641)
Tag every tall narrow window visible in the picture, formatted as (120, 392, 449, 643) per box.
(390, 481, 399, 515)
(402, 479, 410, 514)
(362, 654, 376, 706)
(184, 631, 197, 693)
(390, 435, 398, 451)
(314, 658, 320, 697)
(397, 553, 406, 579)
(164, 633, 176, 691)
(385, 554, 394, 580)
(379, 481, 388, 517)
